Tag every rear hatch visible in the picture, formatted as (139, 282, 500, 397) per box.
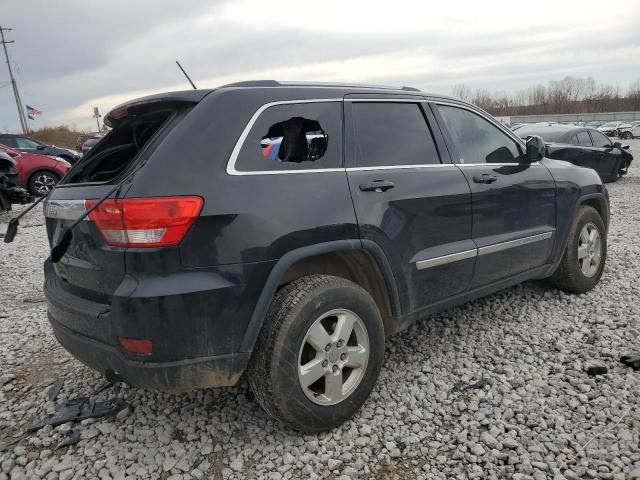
(44, 95, 204, 311)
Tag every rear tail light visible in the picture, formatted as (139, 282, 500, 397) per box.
(118, 337, 153, 355)
(86, 196, 203, 247)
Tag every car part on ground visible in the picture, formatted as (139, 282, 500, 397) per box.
(38, 81, 609, 431)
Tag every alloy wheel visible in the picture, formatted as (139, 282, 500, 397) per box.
(297, 308, 370, 406)
(577, 222, 602, 277)
(33, 174, 56, 195)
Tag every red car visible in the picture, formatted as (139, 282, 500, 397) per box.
(0, 144, 71, 196)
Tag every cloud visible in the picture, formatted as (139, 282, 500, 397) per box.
(1, 0, 639, 131)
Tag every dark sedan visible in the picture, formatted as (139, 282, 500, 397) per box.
(0, 134, 80, 164)
(516, 125, 633, 183)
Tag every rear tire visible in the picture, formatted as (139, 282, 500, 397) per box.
(621, 131, 633, 140)
(248, 275, 385, 432)
(27, 170, 59, 196)
(549, 206, 606, 293)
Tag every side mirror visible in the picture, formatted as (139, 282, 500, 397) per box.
(621, 144, 630, 150)
(36, 145, 45, 150)
(613, 141, 622, 149)
(525, 135, 545, 162)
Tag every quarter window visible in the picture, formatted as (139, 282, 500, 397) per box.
(576, 131, 592, 147)
(348, 102, 440, 168)
(590, 130, 612, 148)
(235, 102, 341, 172)
(437, 105, 523, 164)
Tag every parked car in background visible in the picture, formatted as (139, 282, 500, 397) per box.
(586, 121, 603, 128)
(515, 124, 632, 182)
(597, 121, 630, 137)
(0, 150, 31, 211)
(0, 144, 71, 196)
(42, 82, 609, 432)
(0, 134, 80, 164)
(618, 121, 640, 140)
(76, 132, 103, 152)
(81, 136, 102, 155)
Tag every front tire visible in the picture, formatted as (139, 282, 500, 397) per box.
(249, 275, 385, 432)
(549, 206, 606, 293)
(27, 170, 59, 196)
(621, 131, 633, 140)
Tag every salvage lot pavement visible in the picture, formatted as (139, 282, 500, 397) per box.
(1, 141, 639, 480)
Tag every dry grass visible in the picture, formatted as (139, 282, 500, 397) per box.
(28, 126, 83, 150)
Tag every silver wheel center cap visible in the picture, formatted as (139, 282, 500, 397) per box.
(328, 349, 339, 363)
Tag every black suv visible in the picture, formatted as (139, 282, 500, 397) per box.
(0, 134, 80, 163)
(42, 81, 609, 432)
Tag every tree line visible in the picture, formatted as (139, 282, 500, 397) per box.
(452, 77, 640, 116)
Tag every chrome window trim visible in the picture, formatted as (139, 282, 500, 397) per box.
(455, 162, 541, 167)
(415, 249, 477, 270)
(43, 199, 88, 221)
(346, 164, 453, 172)
(477, 231, 553, 256)
(226, 98, 342, 176)
(345, 98, 426, 103)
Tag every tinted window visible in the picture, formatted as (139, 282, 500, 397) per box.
(576, 131, 592, 146)
(348, 103, 439, 168)
(235, 102, 341, 172)
(438, 105, 523, 164)
(590, 130, 611, 148)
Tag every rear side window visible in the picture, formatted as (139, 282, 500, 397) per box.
(235, 102, 342, 172)
(437, 105, 523, 164)
(576, 131, 592, 146)
(348, 102, 439, 168)
(590, 130, 611, 148)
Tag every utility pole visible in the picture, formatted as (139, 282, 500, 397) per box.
(0, 26, 28, 134)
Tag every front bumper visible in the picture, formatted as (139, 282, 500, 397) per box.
(50, 315, 249, 392)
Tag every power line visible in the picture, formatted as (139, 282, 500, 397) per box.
(0, 26, 28, 134)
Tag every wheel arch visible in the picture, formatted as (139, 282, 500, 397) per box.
(239, 240, 402, 353)
(579, 193, 609, 232)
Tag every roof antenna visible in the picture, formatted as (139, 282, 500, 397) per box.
(176, 60, 197, 90)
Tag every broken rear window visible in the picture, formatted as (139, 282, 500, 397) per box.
(235, 102, 342, 172)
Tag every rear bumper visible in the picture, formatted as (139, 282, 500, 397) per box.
(44, 258, 275, 391)
(50, 315, 249, 392)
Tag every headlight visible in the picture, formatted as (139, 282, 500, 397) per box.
(55, 157, 72, 168)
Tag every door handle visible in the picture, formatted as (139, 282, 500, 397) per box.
(359, 180, 395, 192)
(472, 174, 497, 184)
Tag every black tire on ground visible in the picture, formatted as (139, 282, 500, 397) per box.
(27, 170, 59, 196)
(249, 274, 385, 433)
(549, 205, 606, 294)
(621, 131, 633, 140)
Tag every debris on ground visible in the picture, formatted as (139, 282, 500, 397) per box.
(451, 377, 493, 393)
(47, 378, 64, 401)
(586, 365, 608, 376)
(28, 396, 128, 432)
(56, 429, 81, 449)
(620, 353, 640, 371)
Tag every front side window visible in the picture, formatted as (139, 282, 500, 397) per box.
(437, 105, 523, 164)
(16, 137, 40, 149)
(235, 102, 341, 172)
(348, 102, 440, 168)
(576, 131, 592, 147)
(590, 130, 611, 148)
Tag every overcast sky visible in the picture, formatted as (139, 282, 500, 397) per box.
(1, 0, 639, 132)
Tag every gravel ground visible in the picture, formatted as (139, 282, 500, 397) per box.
(1, 141, 640, 480)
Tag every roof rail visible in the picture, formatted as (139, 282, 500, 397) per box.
(218, 80, 422, 92)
